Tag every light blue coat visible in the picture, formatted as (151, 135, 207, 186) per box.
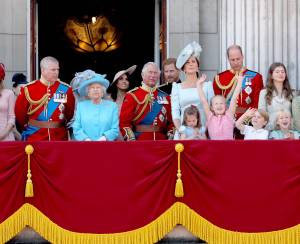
(72, 99, 119, 141)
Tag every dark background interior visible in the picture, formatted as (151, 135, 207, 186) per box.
(37, 0, 155, 88)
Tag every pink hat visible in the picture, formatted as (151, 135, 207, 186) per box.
(0, 63, 5, 81)
(112, 65, 137, 85)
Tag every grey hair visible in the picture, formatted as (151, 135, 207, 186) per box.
(40, 56, 59, 70)
(86, 83, 107, 98)
(141, 62, 161, 76)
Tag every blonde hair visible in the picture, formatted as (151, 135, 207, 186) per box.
(182, 105, 201, 128)
(274, 109, 292, 130)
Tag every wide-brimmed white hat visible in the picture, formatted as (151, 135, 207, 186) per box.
(176, 41, 202, 70)
(112, 65, 137, 85)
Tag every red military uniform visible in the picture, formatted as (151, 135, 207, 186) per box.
(119, 83, 174, 140)
(213, 68, 263, 118)
(15, 79, 75, 141)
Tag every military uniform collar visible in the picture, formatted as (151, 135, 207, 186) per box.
(229, 67, 247, 75)
(40, 76, 57, 86)
(141, 82, 157, 93)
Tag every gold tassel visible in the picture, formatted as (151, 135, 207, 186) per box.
(175, 143, 184, 198)
(25, 145, 34, 197)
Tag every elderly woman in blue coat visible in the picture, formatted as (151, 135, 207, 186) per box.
(72, 72, 119, 141)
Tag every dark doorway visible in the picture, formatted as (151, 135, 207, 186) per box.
(37, 0, 157, 87)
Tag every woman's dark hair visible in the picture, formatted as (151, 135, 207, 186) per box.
(265, 62, 293, 105)
(107, 72, 130, 101)
(107, 82, 118, 101)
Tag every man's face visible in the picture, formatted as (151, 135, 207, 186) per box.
(41, 62, 59, 83)
(142, 64, 160, 87)
(163, 63, 180, 83)
(228, 48, 244, 72)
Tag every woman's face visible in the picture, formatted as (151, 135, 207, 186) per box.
(87, 83, 104, 101)
(183, 56, 199, 75)
(116, 74, 129, 91)
(272, 66, 286, 83)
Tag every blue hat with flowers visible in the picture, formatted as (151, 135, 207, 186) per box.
(77, 71, 110, 97)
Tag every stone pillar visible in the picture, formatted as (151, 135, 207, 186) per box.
(0, 0, 27, 88)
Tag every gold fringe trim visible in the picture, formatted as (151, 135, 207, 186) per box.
(0, 203, 300, 244)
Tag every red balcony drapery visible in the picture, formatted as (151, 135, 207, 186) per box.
(0, 140, 300, 243)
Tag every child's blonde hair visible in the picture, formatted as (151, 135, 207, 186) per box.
(274, 109, 292, 130)
(210, 95, 226, 104)
(182, 105, 201, 128)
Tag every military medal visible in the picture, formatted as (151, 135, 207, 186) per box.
(54, 92, 68, 103)
(159, 114, 165, 122)
(243, 76, 253, 105)
(157, 96, 168, 104)
(245, 80, 252, 86)
(245, 96, 252, 104)
(244, 86, 252, 95)
(58, 103, 65, 119)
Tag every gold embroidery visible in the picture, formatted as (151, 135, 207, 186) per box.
(24, 87, 49, 115)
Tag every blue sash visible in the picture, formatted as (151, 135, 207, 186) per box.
(135, 91, 166, 138)
(242, 70, 257, 89)
(226, 70, 257, 106)
(22, 83, 69, 140)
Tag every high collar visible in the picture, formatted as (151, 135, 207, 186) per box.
(229, 67, 247, 75)
(141, 82, 157, 93)
(40, 75, 57, 86)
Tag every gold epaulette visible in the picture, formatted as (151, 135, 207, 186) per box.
(158, 83, 168, 88)
(24, 80, 38, 87)
(127, 87, 139, 93)
(129, 92, 149, 105)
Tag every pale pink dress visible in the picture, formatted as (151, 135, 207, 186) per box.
(207, 110, 234, 140)
(0, 89, 15, 141)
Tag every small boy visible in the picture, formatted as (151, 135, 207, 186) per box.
(235, 108, 269, 140)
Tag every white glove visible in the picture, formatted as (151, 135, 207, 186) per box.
(98, 136, 107, 141)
